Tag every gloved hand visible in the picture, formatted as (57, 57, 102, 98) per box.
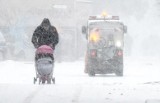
(34, 44, 39, 48)
(49, 44, 55, 50)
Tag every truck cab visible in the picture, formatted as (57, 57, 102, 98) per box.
(82, 15, 127, 76)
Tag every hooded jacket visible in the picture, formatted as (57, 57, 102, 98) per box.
(32, 18, 59, 49)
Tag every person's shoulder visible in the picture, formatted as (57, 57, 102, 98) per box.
(36, 25, 42, 29)
(50, 25, 56, 29)
(50, 26, 58, 33)
(34, 26, 43, 32)
(34, 26, 42, 33)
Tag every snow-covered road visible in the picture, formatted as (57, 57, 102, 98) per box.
(0, 57, 160, 103)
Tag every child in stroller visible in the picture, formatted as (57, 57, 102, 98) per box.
(34, 45, 55, 84)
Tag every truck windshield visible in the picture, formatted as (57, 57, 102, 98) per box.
(88, 21, 124, 39)
(89, 21, 123, 34)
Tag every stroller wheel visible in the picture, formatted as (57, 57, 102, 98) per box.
(42, 78, 46, 84)
(39, 78, 41, 84)
(52, 77, 55, 84)
(33, 77, 37, 84)
(47, 78, 51, 84)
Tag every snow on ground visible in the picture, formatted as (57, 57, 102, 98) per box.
(0, 57, 160, 103)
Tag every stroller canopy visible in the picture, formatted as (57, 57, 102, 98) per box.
(36, 45, 53, 54)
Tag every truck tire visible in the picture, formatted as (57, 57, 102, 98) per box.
(87, 58, 96, 77)
(115, 63, 123, 76)
(88, 70, 95, 76)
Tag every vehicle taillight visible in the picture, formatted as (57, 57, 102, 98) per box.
(117, 51, 123, 56)
(90, 50, 97, 57)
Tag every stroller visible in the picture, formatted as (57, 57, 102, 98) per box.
(33, 45, 55, 84)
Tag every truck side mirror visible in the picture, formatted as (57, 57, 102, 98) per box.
(124, 25, 127, 33)
(82, 26, 87, 34)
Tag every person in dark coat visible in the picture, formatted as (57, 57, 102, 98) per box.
(32, 18, 59, 50)
(32, 18, 59, 60)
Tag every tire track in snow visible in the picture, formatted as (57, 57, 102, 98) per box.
(71, 86, 83, 103)
(23, 86, 43, 103)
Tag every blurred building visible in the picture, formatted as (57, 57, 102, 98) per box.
(0, 0, 93, 61)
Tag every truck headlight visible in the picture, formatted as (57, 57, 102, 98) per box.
(115, 41, 122, 47)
